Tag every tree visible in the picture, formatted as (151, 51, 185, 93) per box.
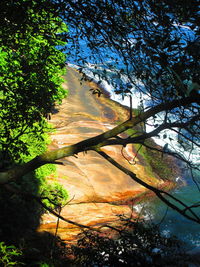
(0, 0, 199, 227)
(0, 0, 67, 165)
(0, 0, 69, 242)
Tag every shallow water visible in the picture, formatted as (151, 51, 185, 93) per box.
(146, 170, 200, 249)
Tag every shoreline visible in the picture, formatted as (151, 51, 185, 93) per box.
(65, 66, 184, 195)
(39, 66, 184, 244)
(69, 64, 188, 181)
(81, 67, 183, 180)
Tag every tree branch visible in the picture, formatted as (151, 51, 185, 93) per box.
(0, 95, 199, 184)
(96, 115, 200, 148)
(4, 184, 94, 230)
(96, 149, 200, 224)
(141, 142, 200, 172)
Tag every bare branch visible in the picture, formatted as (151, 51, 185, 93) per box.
(96, 149, 200, 224)
(97, 115, 200, 148)
(4, 184, 94, 230)
(141, 142, 200, 172)
(0, 95, 199, 184)
(129, 95, 133, 119)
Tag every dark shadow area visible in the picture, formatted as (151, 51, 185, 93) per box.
(51, 106, 59, 115)
(0, 166, 196, 266)
(67, 220, 192, 267)
(0, 171, 70, 266)
(0, 173, 41, 243)
(20, 232, 70, 266)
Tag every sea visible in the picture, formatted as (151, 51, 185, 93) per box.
(66, 35, 200, 249)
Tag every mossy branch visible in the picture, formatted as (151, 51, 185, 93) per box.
(0, 94, 199, 184)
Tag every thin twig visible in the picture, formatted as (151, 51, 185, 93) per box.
(96, 149, 200, 224)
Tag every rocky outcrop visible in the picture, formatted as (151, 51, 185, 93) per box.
(38, 67, 168, 243)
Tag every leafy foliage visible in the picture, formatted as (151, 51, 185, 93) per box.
(0, 2, 199, 265)
(0, 242, 23, 266)
(69, 220, 190, 266)
(41, 182, 69, 210)
(63, 0, 199, 168)
(65, 0, 199, 99)
(0, 126, 68, 242)
(0, 0, 68, 244)
(0, 0, 68, 165)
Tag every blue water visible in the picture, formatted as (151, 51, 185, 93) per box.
(146, 170, 200, 249)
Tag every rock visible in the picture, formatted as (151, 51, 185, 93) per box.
(38, 67, 165, 243)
